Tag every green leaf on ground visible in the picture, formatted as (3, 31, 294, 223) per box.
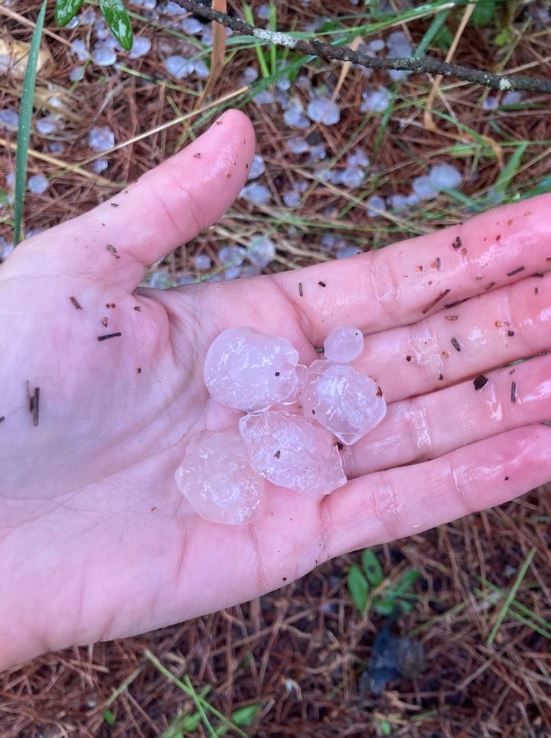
(99, 0, 134, 51)
(348, 564, 369, 613)
(361, 549, 384, 587)
(55, 0, 84, 26)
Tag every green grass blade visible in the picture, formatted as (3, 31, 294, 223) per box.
(493, 142, 528, 197)
(243, 3, 270, 78)
(13, 0, 48, 246)
(486, 547, 536, 647)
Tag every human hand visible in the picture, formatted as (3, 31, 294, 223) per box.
(1, 110, 550, 668)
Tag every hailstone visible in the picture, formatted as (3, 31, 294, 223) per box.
(300, 360, 386, 445)
(239, 408, 346, 498)
(324, 326, 364, 363)
(203, 327, 304, 412)
(175, 430, 265, 525)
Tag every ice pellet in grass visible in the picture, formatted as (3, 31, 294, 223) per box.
(307, 97, 341, 126)
(28, 173, 49, 195)
(287, 136, 309, 155)
(248, 236, 275, 267)
(203, 328, 304, 412)
(193, 60, 210, 79)
(35, 115, 60, 136)
(483, 96, 499, 111)
(324, 326, 364, 363)
(224, 266, 242, 280)
(301, 360, 386, 445)
(283, 190, 301, 208)
(412, 175, 439, 201)
(339, 168, 364, 188)
(284, 103, 310, 129)
(69, 66, 84, 82)
(248, 154, 265, 180)
(165, 55, 193, 78)
(91, 158, 109, 174)
(309, 144, 327, 162)
(48, 142, 65, 155)
(175, 430, 265, 525)
(219, 245, 246, 267)
(502, 91, 522, 105)
(0, 237, 14, 260)
(366, 195, 386, 217)
(181, 16, 204, 34)
(360, 86, 391, 113)
(92, 43, 117, 67)
(128, 37, 152, 59)
(257, 3, 270, 19)
(241, 66, 258, 85)
(239, 410, 346, 498)
(429, 163, 462, 190)
(336, 244, 362, 259)
(71, 39, 90, 62)
(389, 193, 408, 212)
(88, 126, 115, 152)
(240, 183, 271, 206)
(347, 148, 370, 168)
(0, 108, 18, 129)
(193, 253, 212, 271)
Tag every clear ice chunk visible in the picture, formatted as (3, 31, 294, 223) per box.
(300, 360, 387, 445)
(204, 327, 304, 412)
(175, 430, 264, 525)
(324, 326, 364, 363)
(239, 409, 346, 498)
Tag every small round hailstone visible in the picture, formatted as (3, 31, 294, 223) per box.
(428, 163, 462, 190)
(248, 236, 275, 267)
(360, 86, 391, 113)
(204, 327, 303, 412)
(388, 193, 408, 211)
(241, 66, 258, 84)
(309, 143, 326, 162)
(248, 154, 265, 180)
(48, 142, 65, 155)
(219, 245, 246, 267)
(283, 190, 301, 208)
(300, 360, 386, 445)
(69, 66, 84, 81)
(483, 96, 498, 111)
(366, 194, 386, 217)
(88, 126, 115, 152)
(71, 39, 90, 62)
(412, 175, 439, 201)
(502, 90, 522, 105)
(165, 55, 193, 78)
(307, 97, 341, 126)
(287, 136, 309, 155)
(253, 89, 275, 105)
(339, 167, 364, 188)
(175, 430, 265, 525)
(128, 36, 152, 59)
(367, 38, 385, 53)
(336, 244, 362, 259)
(91, 158, 109, 174)
(347, 148, 370, 168)
(239, 409, 346, 498)
(0, 237, 14, 260)
(224, 266, 241, 280)
(181, 16, 204, 34)
(324, 326, 364, 363)
(284, 104, 310, 129)
(240, 183, 271, 206)
(28, 173, 49, 195)
(35, 115, 60, 136)
(193, 253, 212, 271)
(92, 43, 117, 67)
(193, 59, 210, 79)
(0, 108, 19, 129)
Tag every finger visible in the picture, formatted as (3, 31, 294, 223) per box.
(345, 353, 551, 477)
(8, 110, 255, 285)
(273, 195, 551, 342)
(357, 272, 551, 401)
(324, 424, 551, 558)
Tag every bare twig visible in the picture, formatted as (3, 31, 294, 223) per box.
(177, 0, 551, 94)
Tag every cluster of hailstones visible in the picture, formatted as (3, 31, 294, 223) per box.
(175, 326, 387, 525)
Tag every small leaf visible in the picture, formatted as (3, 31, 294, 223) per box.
(180, 712, 201, 732)
(231, 703, 262, 727)
(347, 564, 369, 614)
(55, 0, 84, 27)
(361, 549, 384, 587)
(99, 0, 133, 51)
(373, 598, 396, 617)
(394, 569, 420, 595)
(494, 28, 512, 46)
(103, 709, 116, 726)
(380, 719, 393, 736)
(472, 0, 497, 27)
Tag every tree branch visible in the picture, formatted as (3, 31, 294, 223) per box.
(178, 0, 551, 95)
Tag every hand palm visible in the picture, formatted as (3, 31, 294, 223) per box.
(1, 111, 550, 668)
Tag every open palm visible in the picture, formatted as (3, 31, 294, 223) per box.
(1, 110, 550, 669)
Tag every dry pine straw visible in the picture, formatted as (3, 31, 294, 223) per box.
(0, 1, 550, 736)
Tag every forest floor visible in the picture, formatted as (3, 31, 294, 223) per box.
(0, 1, 550, 736)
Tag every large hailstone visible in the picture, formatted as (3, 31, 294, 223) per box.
(175, 430, 265, 525)
(300, 360, 386, 445)
(239, 408, 346, 498)
(203, 327, 305, 412)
